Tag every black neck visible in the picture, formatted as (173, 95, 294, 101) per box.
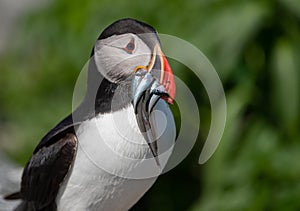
(76, 56, 132, 119)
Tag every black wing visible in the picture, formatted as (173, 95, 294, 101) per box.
(20, 132, 77, 210)
(5, 93, 101, 210)
(5, 114, 79, 211)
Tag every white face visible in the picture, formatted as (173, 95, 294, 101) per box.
(94, 33, 152, 83)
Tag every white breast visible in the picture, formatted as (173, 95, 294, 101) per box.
(56, 101, 175, 211)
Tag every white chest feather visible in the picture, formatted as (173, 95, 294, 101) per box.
(56, 103, 175, 211)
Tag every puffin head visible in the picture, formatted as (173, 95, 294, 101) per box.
(92, 18, 176, 106)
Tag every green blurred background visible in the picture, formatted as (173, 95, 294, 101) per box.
(1, 0, 300, 210)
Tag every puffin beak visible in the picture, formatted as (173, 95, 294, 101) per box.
(156, 47, 176, 104)
(133, 44, 176, 110)
(132, 44, 176, 166)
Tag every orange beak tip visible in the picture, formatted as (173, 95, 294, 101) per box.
(161, 55, 176, 104)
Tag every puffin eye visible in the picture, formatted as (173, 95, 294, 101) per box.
(123, 38, 135, 54)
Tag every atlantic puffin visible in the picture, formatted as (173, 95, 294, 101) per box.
(5, 18, 176, 211)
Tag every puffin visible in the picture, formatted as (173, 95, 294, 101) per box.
(5, 18, 176, 210)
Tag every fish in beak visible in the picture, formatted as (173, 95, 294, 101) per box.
(132, 44, 176, 166)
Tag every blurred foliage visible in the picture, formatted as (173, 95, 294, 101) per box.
(0, 0, 300, 210)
